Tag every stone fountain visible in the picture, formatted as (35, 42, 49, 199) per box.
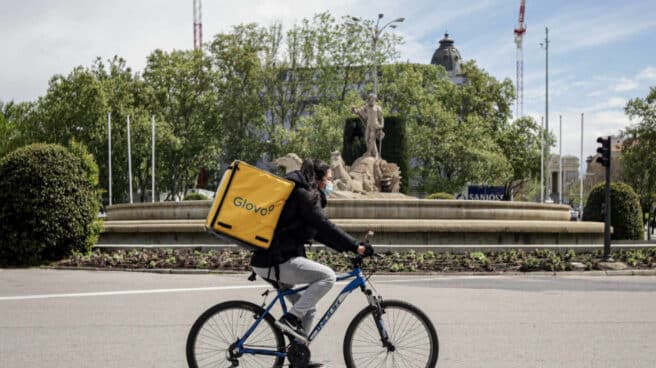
(100, 95, 605, 251)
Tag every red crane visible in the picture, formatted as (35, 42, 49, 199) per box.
(514, 0, 527, 117)
(193, 0, 203, 50)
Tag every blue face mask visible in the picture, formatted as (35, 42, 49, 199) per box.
(321, 181, 334, 197)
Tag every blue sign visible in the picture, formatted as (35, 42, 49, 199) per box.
(466, 185, 505, 200)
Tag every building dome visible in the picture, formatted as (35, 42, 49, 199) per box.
(430, 33, 462, 76)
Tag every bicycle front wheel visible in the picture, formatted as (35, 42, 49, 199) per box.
(186, 300, 285, 368)
(343, 300, 439, 368)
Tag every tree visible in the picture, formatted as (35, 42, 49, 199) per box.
(208, 25, 267, 165)
(4, 11, 539, 202)
(496, 116, 544, 199)
(91, 56, 149, 203)
(377, 62, 516, 195)
(143, 49, 219, 199)
(409, 104, 511, 194)
(280, 90, 363, 161)
(260, 12, 402, 159)
(622, 86, 656, 237)
(35, 66, 108, 146)
(0, 101, 35, 157)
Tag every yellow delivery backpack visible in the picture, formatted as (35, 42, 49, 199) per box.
(205, 160, 295, 250)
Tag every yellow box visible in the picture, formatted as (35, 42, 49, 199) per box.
(206, 161, 295, 250)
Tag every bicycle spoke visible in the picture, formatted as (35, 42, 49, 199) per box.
(188, 303, 284, 368)
(347, 303, 437, 368)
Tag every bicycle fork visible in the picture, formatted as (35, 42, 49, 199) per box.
(364, 289, 395, 352)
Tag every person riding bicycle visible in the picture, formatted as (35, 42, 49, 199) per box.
(251, 159, 372, 367)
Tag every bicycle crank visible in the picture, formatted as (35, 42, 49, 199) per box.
(287, 342, 310, 367)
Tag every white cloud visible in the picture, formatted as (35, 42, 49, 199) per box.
(400, 0, 498, 41)
(614, 78, 640, 92)
(541, 5, 656, 54)
(637, 66, 656, 81)
(588, 97, 627, 111)
(553, 108, 631, 159)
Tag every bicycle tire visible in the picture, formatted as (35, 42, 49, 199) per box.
(343, 300, 439, 368)
(186, 300, 285, 368)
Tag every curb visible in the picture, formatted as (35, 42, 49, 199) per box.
(39, 265, 656, 277)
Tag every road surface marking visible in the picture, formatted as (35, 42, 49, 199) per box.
(0, 275, 499, 301)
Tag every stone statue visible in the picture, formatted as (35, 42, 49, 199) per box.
(275, 151, 402, 196)
(273, 153, 302, 174)
(352, 94, 384, 158)
(274, 95, 401, 196)
(329, 151, 360, 192)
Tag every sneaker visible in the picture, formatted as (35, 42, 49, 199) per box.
(277, 313, 307, 341)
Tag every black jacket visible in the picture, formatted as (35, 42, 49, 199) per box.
(250, 170, 358, 268)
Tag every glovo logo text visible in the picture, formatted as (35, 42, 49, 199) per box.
(233, 196, 275, 216)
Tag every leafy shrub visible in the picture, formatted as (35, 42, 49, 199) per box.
(0, 144, 102, 265)
(184, 192, 208, 200)
(583, 182, 644, 240)
(426, 192, 455, 200)
(55, 247, 656, 272)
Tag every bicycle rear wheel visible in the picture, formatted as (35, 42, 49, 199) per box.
(186, 300, 285, 368)
(343, 300, 439, 368)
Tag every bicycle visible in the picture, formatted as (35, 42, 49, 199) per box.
(186, 245, 439, 367)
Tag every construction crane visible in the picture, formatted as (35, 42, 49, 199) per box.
(514, 0, 527, 118)
(193, 0, 203, 50)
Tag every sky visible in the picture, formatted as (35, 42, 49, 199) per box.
(2, 0, 655, 163)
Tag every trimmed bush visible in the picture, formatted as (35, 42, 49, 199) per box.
(342, 117, 366, 165)
(583, 182, 643, 240)
(426, 192, 455, 200)
(184, 192, 208, 200)
(343, 115, 409, 193)
(380, 115, 409, 193)
(0, 144, 102, 265)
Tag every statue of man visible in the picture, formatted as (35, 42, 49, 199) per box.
(352, 94, 384, 158)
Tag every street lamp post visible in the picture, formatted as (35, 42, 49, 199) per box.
(540, 27, 552, 203)
(540, 116, 544, 203)
(349, 14, 404, 96)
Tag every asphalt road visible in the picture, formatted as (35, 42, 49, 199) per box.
(1, 269, 656, 368)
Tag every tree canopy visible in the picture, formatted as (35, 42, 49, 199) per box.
(1, 11, 542, 201)
(622, 86, 656, 221)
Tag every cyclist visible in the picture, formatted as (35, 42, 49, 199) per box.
(250, 159, 371, 367)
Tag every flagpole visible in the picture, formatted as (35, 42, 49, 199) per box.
(151, 115, 156, 203)
(108, 112, 112, 206)
(127, 115, 133, 204)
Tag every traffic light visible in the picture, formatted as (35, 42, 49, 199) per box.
(596, 136, 611, 167)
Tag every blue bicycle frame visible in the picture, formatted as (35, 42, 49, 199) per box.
(235, 264, 384, 358)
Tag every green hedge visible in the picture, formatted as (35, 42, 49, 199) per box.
(583, 182, 643, 240)
(342, 115, 409, 193)
(184, 192, 208, 200)
(426, 192, 455, 200)
(342, 117, 366, 165)
(0, 144, 102, 265)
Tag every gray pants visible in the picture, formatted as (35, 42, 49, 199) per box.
(253, 257, 336, 334)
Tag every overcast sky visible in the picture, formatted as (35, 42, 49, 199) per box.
(2, 0, 655, 160)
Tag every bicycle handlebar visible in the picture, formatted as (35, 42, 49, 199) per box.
(350, 252, 382, 268)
